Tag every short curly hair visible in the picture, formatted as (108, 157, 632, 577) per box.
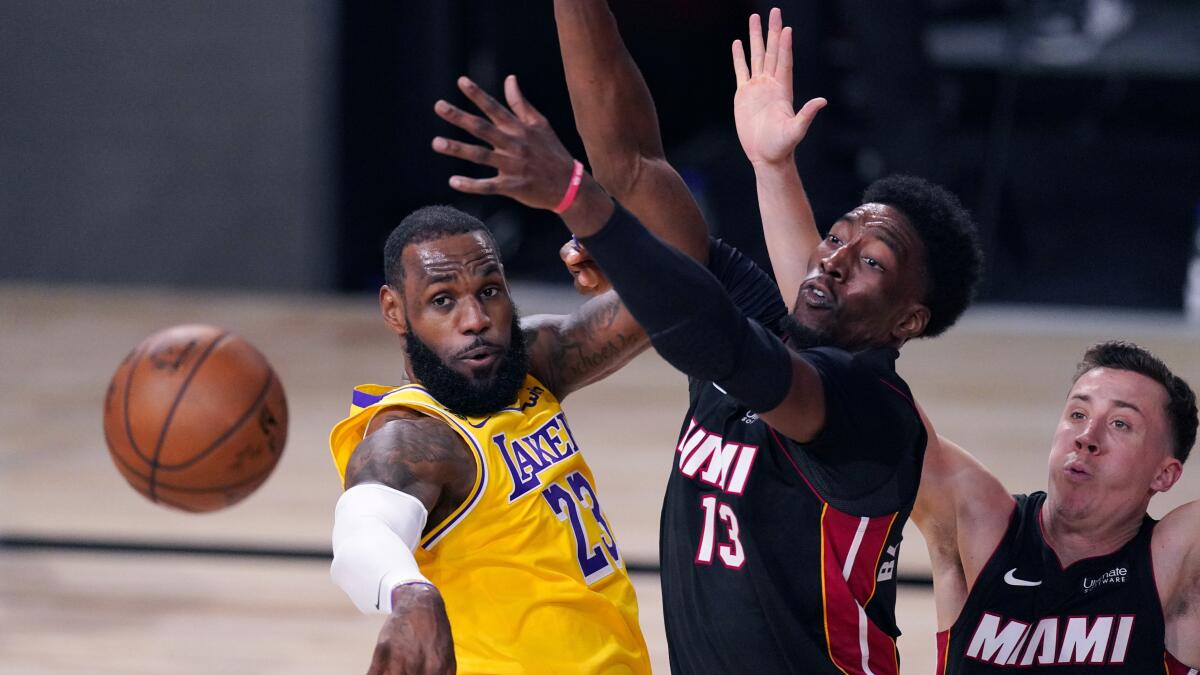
(862, 175, 982, 337)
(1073, 341, 1198, 464)
(383, 205, 497, 288)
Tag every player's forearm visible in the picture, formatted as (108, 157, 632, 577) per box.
(552, 0, 710, 262)
(753, 160, 820, 311)
(553, 0, 665, 176)
(376, 583, 456, 674)
(389, 582, 449, 624)
(330, 483, 431, 614)
(565, 194, 791, 412)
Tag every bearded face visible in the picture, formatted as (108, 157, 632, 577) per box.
(405, 313, 529, 417)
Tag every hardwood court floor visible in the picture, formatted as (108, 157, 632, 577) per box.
(1, 282, 1196, 673)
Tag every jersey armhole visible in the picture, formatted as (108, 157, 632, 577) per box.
(361, 401, 431, 439)
(957, 497, 1021, 623)
(358, 395, 488, 551)
(391, 401, 488, 551)
(1147, 523, 1171, 643)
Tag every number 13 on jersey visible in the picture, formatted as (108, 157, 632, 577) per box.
(697, 495, 745, 568)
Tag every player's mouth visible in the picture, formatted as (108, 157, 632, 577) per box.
(458, 345, 501, 369)
(1064, 463, 1092, 481)
(799, 280, 836, 310)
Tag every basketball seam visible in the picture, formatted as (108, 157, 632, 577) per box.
(111, 445, 276, 493)
(160, 464, 274, 494)
(155, 367, 275, 471)
(147, 331, 230, 501)
(121, 345, 154, 465)
(151, 490, 218, 513)
(109, 445, 152, 488)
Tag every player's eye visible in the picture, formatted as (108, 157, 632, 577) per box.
(1112, 419, 1130, 430)
(431, 295, 452, 308)
(480, 287, 500, 299)
(862, 257, 883, 270)
(827, 234, 843, 246)
(1070, 410, 1086, 420)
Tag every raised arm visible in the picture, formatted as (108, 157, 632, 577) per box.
(435, 73, 825, 437)
(430, 75, 652, 400)
(552, 0, 709, 262)
(912, 428, 1014, 629)
(332, 410, 476, 675)
(732, 8, 827, 310)
(1154, 499, 1200, 665)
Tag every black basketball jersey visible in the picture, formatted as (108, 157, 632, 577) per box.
(939, 491, 1190, 672)
(661, 241, 927, 674)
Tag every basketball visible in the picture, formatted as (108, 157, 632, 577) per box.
(102, 324, 289, 512)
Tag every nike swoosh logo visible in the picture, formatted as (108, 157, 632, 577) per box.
(466, 416, 493, 429)
(1004, 568, 1042, 587)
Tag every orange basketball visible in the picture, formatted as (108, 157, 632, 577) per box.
(102, 324, 288, 512)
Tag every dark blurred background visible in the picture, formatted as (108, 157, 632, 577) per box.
(3, 0, 1199, 309)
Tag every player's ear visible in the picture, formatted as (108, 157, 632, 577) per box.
(894, 303, 930, 342)
(380, 284, 408, 336)
(1150, 456, 1183, 493)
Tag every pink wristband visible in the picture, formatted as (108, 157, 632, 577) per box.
(552, 160, 585, 214)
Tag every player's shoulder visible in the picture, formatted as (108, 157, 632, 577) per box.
(365, 407, 468, 454)
(1152, 499, 1200, 611)
(799, 345, 912, 412)
(345, 407, 473, 489)
(799, 344, 899, 375)
(1154, 499, 1200, 552)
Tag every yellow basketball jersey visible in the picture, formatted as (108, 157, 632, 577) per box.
(329, 375, 650, 675)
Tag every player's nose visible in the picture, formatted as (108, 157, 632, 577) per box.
(458, 297, 491, 334)
(819, 240, 854, 281)
(1074, 423, 1100, 454)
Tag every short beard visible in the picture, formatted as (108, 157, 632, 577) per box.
(405, 314, 529, 417)
(780, 314, 834, 351)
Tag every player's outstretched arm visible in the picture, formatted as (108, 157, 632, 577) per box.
(333, 410, 474, 675)
(1154, 500, 1200, 665)
(433, 73, 825, 440)
(552, 0, 709, 263)
(431, 74, 654, 400)
(912, 429, 1014, 629)
(732, 8, 826, 310)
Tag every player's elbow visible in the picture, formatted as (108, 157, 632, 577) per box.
(330, 532, 387, 614)
(330, 484, 432, 615)
(591, 155, 656, 203)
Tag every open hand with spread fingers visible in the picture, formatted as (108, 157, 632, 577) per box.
(433, 75, 582, 212)
(732, 7, 827, 168)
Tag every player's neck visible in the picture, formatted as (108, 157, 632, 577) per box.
(1041, 500, 1143, 568)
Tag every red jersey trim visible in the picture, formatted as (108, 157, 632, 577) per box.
(1165, 650, 1199, 674)
(821, 504, 900, 675)
(936, 629, 951, 675)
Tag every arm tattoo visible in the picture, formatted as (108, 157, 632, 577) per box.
(535, 293, 647, 397)
(344, 413, 476, 509)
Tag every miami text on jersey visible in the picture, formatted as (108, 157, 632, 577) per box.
(676, 419, 759, 494)
(966, 612, 1136, 666)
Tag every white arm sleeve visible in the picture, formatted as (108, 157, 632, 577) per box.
(330, 482, 431, 614)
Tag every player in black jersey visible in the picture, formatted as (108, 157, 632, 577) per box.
(726, 17, 1200, 671)
(910, 342, 1200, 672)
(429, 5, 982, 673)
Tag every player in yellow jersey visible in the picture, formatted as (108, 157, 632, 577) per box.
(328, 204, 653, 675)
(327, 75, 708, 673)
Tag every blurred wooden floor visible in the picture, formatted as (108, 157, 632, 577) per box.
(1, 282, 1197, 674)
